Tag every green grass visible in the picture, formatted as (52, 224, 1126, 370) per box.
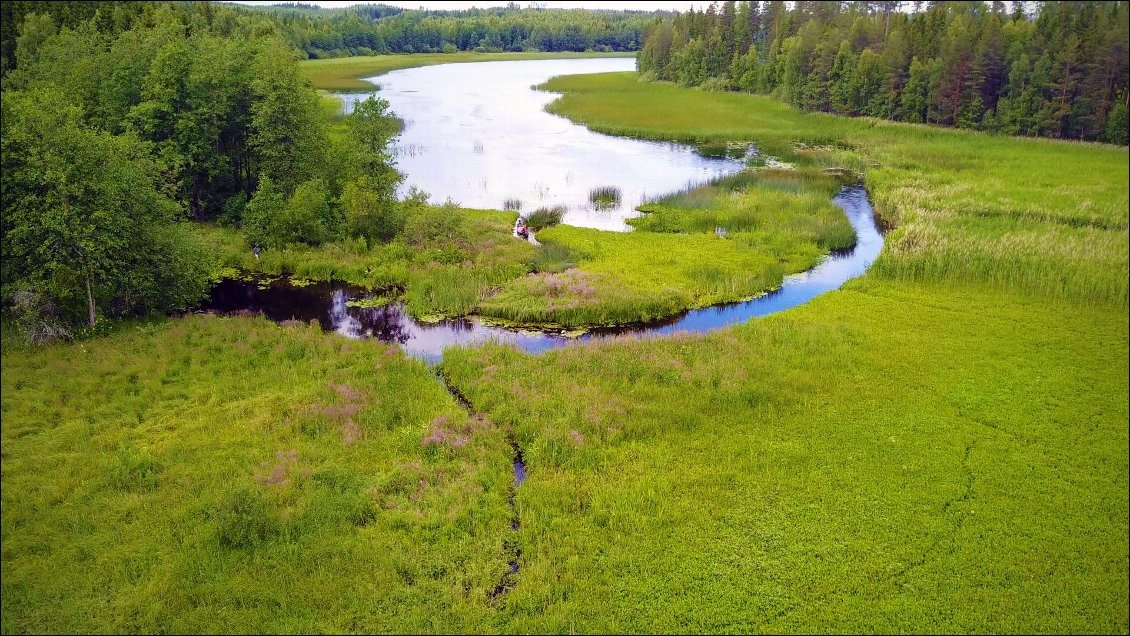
(478, 223, 814, 327)
(196, 207, 535, 319)
(523, 205, 565, 231)
(540, 72, 1129, 306)
(200, 176, 849, 329)
(0, 314, 515, 633)
(439, 277, 1129, 633)
(300, 52, 635, 92)
(632, 168, 855, 251)
(4, 64, 1127, 634)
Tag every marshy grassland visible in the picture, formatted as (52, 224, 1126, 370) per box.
(198, 175, 851, 328)
(2, 62, 1128, 634)
(197, 207, 536, 320)
(540, 72, 1129, 306)
(433, 71, 1129, 632)
(0, 314, 513, 633)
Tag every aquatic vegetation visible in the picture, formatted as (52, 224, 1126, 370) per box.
(503, 198, 523, 212)
(588, 185, 622, 209)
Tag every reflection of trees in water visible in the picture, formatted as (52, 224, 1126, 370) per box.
(329, 290, 410, 344)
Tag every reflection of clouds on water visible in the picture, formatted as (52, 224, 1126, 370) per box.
(339, 58, 745, 232)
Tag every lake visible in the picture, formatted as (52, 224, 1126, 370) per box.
(339, 57, 746, 231)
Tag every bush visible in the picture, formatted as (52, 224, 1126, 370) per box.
(341, 177, 404, 244)
(400, 201, 465, 248)
(7, 287, 72, 344)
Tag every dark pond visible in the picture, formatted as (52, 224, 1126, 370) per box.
(201, 186, 882, 364)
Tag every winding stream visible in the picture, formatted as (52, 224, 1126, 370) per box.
(203, 59, 885, 589)
(208, 59, 885, 362)
(203, 185, 882, 363)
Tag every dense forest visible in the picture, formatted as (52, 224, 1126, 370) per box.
(0, 2, 656, 70)
(1, 1, 402, 334)
(637, 1, 1129, 143)
(256, 3, 657, 57)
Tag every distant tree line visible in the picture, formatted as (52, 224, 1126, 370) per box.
(637, 1, 1129, 144)
(246, 3, 659, 58)
(2, 1, 401, 334)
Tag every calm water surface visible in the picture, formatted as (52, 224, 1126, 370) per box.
(339, 58, 746, 231)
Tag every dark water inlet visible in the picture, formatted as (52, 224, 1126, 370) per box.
(201, 185, 883, 362)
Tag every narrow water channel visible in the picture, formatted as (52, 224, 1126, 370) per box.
(201, 185, 883, 363)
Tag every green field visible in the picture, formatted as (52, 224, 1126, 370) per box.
(0, 315, 514, 632)
(2, 64, 1128, 633)
(540, 72, 1129, 306)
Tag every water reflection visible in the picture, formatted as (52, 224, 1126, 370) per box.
(338, 58, 746, 231)
(202, 186, 882, 364)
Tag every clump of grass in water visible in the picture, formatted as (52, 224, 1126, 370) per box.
(524, 206, 565, 231)
(503, 198, 523, 212)
(589, 186, 622, 210)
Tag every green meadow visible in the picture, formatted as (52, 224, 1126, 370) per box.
(540, 72, 1129, 306)
(2, 63, 1128, 633)
(0, 315, 514, 633)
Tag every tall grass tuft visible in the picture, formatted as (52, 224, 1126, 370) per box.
(524, 206, 566, 231)
(589, 186, 622, 210)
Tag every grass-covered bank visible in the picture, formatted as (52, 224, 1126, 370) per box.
(300, 51, 635, 92)
(540, 72, 1129, 306)
(200, 169, 854, 329)
(197, 207, 536, 321)
(438, 276, 1129, 632)
(435, 71, 1128, 631)
(0, 314, 514, 633)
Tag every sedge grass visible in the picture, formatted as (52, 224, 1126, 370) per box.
(439, 277, 1129, 633)
(0, 314, 514, 633)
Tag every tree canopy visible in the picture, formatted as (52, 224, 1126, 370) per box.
(1, 1, 403, 335)
(637, 1, 1129, 144)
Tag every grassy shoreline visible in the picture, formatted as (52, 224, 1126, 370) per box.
(539, 72, 1128, 306)
(299, 51, 636, 92)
